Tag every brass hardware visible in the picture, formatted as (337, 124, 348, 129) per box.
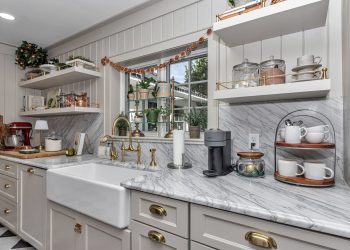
(164, 77, 175, 139)
(110, 142, 118, 160)
(148, 230, 166, 244)
(120, 139, 141, 164)
(322, 67, 328, 80)
(149, 204, 167, 216)
(4, 208, 11, 214)
(149, 148, 157, 167)
(4, 165, 10, 170)
(245, 231, 277, 249)
(137, 141, 141, 164)
(4, 184, 10, 189)
(74, 223, 82, 234)
(27, 168, 35, 174)
(112, 116, 134, 150)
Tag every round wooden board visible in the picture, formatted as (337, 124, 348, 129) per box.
(275, 141, 335, 149)
(274, 172, 334, 187)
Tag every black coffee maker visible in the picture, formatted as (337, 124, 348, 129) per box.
(203, 129, 233, 177)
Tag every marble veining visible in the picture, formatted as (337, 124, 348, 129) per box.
(122, 162, 350, 239)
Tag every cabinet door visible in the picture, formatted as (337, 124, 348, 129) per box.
(131, 220, 188, 250)
(48, 202, 80, 250)
(19, 166, 47, 250)
(83, 216, 131, 250)
(191, 242, 216, 250)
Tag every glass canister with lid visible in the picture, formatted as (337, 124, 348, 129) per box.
(235, 151, 265, 177)
(232, 58, 259, 89)
(260, 56, 286, 85)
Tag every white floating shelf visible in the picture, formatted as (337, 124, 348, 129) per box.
(19, 66, 101, 89)
(213, 0, 329, 47)
(19, 107, 102, 117)
(213, 79, 330, 103)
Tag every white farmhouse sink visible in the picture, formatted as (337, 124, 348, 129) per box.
(47, 163, 145, 228)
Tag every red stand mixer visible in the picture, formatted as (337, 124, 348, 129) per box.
(4, 122, 32, 149)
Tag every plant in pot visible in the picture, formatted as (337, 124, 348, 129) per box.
(128, 84, 135, 100)
(138, 77, 155, 100)
(184, 108, 207, 139)
(160, 105, 171, 122)
(144, 108, 160, 124)
(151, 82, 160, 98)
(116, 113, 129, 136)
(15, 41, 48, 79)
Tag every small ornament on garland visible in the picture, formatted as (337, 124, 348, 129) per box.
(101, 27, 213, 73)
(15, 41, 48, 69)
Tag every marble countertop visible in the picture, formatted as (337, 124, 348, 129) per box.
(0, 154, 98, 169)
(122, 164, 350, 239)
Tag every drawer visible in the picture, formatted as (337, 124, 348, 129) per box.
(0, 174, 17, 202)
(0, 195, 17, 232)
(191, 241, 216, 250)
(131, 220, 188, 250)
(191, 204, 349, 250)
(0, 160, 18, 178)
(131, 191, 189, 238)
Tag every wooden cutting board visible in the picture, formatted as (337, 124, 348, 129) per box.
(0, 150, 66, 159)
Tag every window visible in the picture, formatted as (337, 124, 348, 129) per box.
(125, 53, 208, 136)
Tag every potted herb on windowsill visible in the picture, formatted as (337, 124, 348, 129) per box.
(144, 108, 160, 124)
(184, 108, 207, 139)
(116, 113, 129, 136)
(138, 77, 155, 99)
(160, 105, 171, 122)
(128, 84, 135, 100)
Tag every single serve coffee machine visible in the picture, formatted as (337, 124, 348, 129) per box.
(203, 129, 233, 177)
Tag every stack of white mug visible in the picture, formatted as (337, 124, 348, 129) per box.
(279, 125, 329, 144)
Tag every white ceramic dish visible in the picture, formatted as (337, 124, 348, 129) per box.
(291, 64, 322, 72)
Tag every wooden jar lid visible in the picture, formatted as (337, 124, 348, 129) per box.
(237, 151, 264, 159)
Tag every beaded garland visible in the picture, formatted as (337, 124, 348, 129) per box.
(101, 28, 213, 73)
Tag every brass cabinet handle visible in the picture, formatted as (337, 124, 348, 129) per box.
(74, 223, 82, 234)
(245, 231, 277, 249)
(149, 204, 167, 216)
(4, 208, 11, 214)
(4, 184, 10, 189)
(4, 165, 10, 170)
(27, 168, 35, 174)
(148, 230, 166, 244)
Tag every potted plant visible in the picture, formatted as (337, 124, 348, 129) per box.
(151, 82, 160, 98)
(116, 113, 129, 136)
(160, 105, 171, 121)
(157, 81, 170, 97)
(184, 108, 207, 139)
(138, 77, 155, 99)
(144, 108, 160, 124)
(128, 84, 135, 100)
(66, 55, 95, 68)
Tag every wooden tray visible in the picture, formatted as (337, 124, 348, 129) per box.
(274, 172, 334, 187)
(0, 150, 66, 159)
(275, 141, 335, 149)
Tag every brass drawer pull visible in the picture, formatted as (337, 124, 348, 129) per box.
(74, 223, 82, 234)
(245, 231, 277, 249)
(148, 230, 166, 244)
(27, 168, 35, 174)
(4, 165, 11, 170)
(4, 184, 10, 189)
(149, 204, 167, 216)
(4, 208, 11, 214)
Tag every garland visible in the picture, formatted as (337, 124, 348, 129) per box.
(101, 28, 213, 74)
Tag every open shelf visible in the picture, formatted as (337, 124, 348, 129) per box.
(19, 107, 102, 117)
(213, 0, 329, 47)
(19, 66, 101, 89)
(274, 172, 334, 187)
(275, 141, 335, 149)
(213, 79, 330, 104)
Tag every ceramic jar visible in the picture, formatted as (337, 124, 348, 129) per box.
(236, 151, 265, 177)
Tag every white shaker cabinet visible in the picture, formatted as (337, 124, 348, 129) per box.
(18, 165, 47, 250)
(48, 201, 131, 250)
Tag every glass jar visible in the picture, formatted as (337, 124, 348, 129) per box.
(232, 58, 259, 89)
(236, 152, 265, 177)
(260, 56, 286, 85)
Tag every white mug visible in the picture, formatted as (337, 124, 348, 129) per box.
(305, 132, 329, 144)
(308, 125, 330, 133)
(285, 126, 308, 144)
(297, 55, 322, 66)
(304, 162, 334, 180)
(278, 159, 305, 177)
(279, 128, 286, 141)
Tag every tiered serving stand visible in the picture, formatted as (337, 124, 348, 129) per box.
(274, 109, 336, 187)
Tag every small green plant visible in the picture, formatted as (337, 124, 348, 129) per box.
(139, 77, 155, 89)
(228, 0, 235, 7)
(15, 41, 48, 69)
(128, 84, 134, 94)
(68, 55, 93, 63)
(151, 83, 160, 98)
(184, 108, 207, 128)
(160, 105, 171, 117)
(116, 113, 129, 129)
(144, 108, 161, 124)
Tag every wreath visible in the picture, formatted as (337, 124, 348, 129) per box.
(15, 41, 48, 69)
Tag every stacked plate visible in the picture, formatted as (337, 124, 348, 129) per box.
(292, 55, 322, 82)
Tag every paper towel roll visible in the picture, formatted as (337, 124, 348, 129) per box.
(173, 129, 185, 166)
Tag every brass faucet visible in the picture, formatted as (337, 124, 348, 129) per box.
(120, 140, 142, 164)
(149, 148, 157, 167)
(100, 135, 118, 160)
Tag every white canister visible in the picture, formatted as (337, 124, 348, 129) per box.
(45, 138, 62, 152)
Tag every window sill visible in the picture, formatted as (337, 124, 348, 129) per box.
(110, 135, 204, 145)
